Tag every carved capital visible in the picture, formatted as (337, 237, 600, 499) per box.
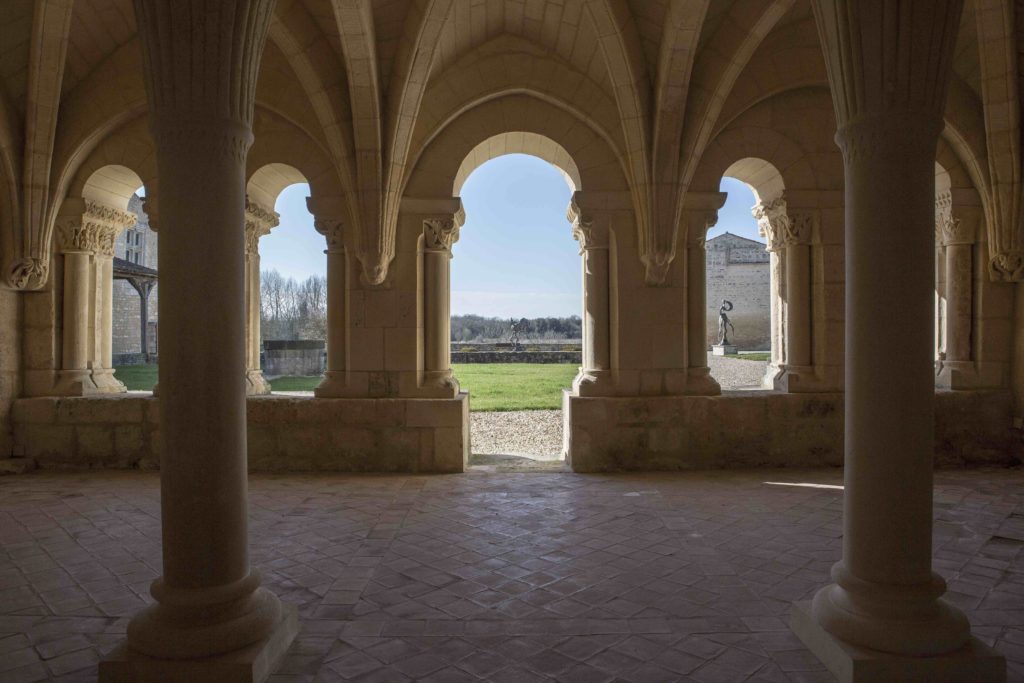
(244, 198, 279, 253)
(753, 196, 790, 252)
(423, 218, 460, 252)
(57, 200, 136, 255)
(567, 194, 608, 252)
(310, 218, 342, 252)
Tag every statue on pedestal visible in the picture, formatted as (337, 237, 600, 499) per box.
(717, 300, 735, 346)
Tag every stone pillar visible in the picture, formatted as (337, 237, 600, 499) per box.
(568, 192, 615, 396)
(793, 1, 1003, 679)
(53, 200, 99, 396)
(755, 197, 817, 391)
(682, 192, 726, 395)
(420, 206, 463, 397)
(102, 1, 296, 679)
(309, 199, 348, 397)
(244, 198, 278, 395)
(936, 200, 982, 388)
(91, 208, 135, 393)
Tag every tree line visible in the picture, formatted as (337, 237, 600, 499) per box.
(451, 314, 581, 342)
(260, 270, 327, 341)
(260, 269, 582, 342)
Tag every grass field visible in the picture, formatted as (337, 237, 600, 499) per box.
(111, 362, 579, 411)
(454, 363, 577, 411)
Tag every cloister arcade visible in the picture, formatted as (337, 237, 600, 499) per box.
(0, 0, 1022, 680)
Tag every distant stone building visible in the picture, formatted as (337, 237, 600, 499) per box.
(111, 195, 158, 365)
(705, 232, 769, 351)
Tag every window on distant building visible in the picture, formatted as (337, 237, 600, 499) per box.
(125, 230, 143, 264)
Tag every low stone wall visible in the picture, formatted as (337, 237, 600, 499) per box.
(12, 394, 469, 473)
(564, 389, 1020, 472)
(112, 353, 156, 366)
(452, 351, 581, 364)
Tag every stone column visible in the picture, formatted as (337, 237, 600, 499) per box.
(53, 200, 100, 396)
(420, 208, 463, 397)
(936, 200, 981, 388)
(309, 200, 348, 397)
(568, 192, 614, 396)
(755, 196, 789, 387)
(682, 192, 726, 395)
(244, 198, 278, 395)
(794, 1, 1002, 679)
(102, 1, 296, 679)
(91, 206, 136, 393)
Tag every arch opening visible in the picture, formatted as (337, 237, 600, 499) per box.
(709, 158, 786, 391)
(447, 152, 585, 469)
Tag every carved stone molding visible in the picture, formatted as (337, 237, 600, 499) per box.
(937, 213, 976, 247)
(244, 199, 280, 254)
(681, 192, 727, 254)
(8, 258, 48, 290)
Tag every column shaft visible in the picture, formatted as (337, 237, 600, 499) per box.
(313, 216, 348, 397)
(944, 242, 972, 362)
(785, 243, 812, 368)
(809, 118, 969, 657)
(583, 246, 610, 372)
(684, 233, 720, 395)
(423, 248, 450, 376)
(57, 251, 96, 393)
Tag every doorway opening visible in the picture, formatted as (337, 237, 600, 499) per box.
(451, 152, 580, 470)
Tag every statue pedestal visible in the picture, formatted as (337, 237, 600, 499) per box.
(712, 344, 737, 356)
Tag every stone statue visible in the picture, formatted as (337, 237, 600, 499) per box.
(509, 317, 527, 351)
(718, 300, 735, 346)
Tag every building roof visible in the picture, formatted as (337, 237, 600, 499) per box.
(112, 257, 158, 280)
(706, 231, 766, 248)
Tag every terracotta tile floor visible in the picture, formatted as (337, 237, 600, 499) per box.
(1, 468, 1023, 682)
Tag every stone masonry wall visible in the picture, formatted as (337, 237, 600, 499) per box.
(451, 351, 581, 364)
(12, 394, 470, 473)
(565, 389, 1020, 472)
(705, 233, 770, 351)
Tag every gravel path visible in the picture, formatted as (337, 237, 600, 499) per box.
(708, 352, 768, 390)
(471, 409, 563, 458)
(469, 355, 768, 460)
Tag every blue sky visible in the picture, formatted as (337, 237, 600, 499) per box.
(259, 160, 762, 317)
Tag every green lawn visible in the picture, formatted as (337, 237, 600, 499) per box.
(112, 362, 577, 411)
(113, 364, 158, 391)
(734, 352, 771, 361)
(454, 363, 577, 411)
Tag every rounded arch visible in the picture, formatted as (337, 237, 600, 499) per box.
(248, 107, 345, 213)
(81, 165, 146, 210)
(405, 94, 628, 201)
(247, 163, 309, 208)
(721, 157, 785, 204)
(453, 133, 581, 196)
(66, 115, 157, 211)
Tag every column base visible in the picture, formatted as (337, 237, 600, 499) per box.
(53, 370, 102, 396)
(245, 370, 272, 396)
(100, 603, 297, 683)
(684, 367, 721, 395)
(91, 368, 128, 394)
(572, 369, 616, 396)
(763, 364, 823, 392)
(418, 370, 460, 398)
(313, 371, 351, 398)
(791, 601, 1004, 683)
(935, 360, 1003, 390)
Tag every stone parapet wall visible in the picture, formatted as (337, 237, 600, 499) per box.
(12, 394, 469, 473)
(452, 351, 581, 364)
(564, 389, 1020, 472)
